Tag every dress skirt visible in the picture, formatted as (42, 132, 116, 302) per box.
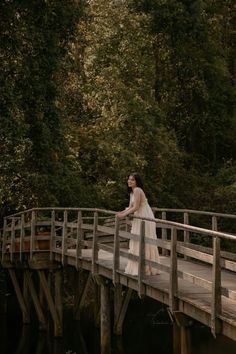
(124, 202, 160, 276)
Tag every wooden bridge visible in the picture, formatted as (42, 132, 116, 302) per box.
(1, 207, 236, 354)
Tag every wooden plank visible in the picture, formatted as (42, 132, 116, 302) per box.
(138, 221, 145, 298)
(114, 287, 132, 335)
(8, 269, 30, 323)
(92, 212, 98, 274)
(24, 270, 47, 330)
(170, 227, 178, 311)
(76, 210, 83, 270)
(100, 280, 111, 354)
(211, 235, 222, 336)
(50, 210, 55, 261)
(161, 211, 168, 256)
(61, 210, 68, 265)
(113, 217, 120, 284)
(37, 270, 62, 337)
(30, 211, 36, 259)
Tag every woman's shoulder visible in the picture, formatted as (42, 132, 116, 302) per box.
(133, 187, 145, 195)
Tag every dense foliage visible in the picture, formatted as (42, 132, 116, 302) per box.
(0, 0, 235, 216)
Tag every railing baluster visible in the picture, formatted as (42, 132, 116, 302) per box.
(50, 210, 55, 261)
(211, 235, 221, 336)
(20, 214, 25, 262)
(76, 210, 82, 270)
(30, 211, 36, 259)
(10, 217, 15, 262)
(138, 220, 145, 297)
(62, 210, 68, 265)
(212, 215, 217, 231)
(1, 218, 7, 262)
(92, 211, 98, 274)
(161, 211, 168, 256)
(113, 216, 120, 284)
(184, 212, 189, 260)
(170, 227, 178, 311)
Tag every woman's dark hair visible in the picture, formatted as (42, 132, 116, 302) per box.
(127, 172, 144, 193)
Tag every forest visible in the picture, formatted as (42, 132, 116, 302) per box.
(0, 0, 235, 216)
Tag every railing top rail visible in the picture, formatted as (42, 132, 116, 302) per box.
(4, 207, 117, 219)
(3, 207, 236, 242)
(152, 208, 236, 219)
(6, 207, 236, 220)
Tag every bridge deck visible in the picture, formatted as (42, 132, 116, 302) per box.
(60, 247, 236, 340)
(2, 207, 236, 342)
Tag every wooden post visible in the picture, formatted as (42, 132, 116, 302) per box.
(8, 269, 30, 324)
(24, 270, 47, 330)
(55, 270, 63, 325)
(101, 279, 111, 354)
(183, 213, 189, 261)
(181, 326, 191, 354)
(20, 214, 25, 262)
(113, 287, 132, 335)
(76, 210, 82, 270)
(50, 210, 55, 261)
(62, 210, 68, 265)
(30, 211, 36, 259)
(161, 211, 168, 255)
(74, 271, 92, 320)
(138, 220, 145, 298)
(173, 323, 181, 354)
(170, 227, 178, 311)
(172, 311, 192, 354)
(10, 217, 15, 262)
(113, 216, 120, 284)
(1, 218, 7, 262)
(92, 211, 98, 275)
(211, 234, 222, 336)
(37, 270, 62, 337)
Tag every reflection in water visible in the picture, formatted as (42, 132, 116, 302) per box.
(1, 303, 236, 354)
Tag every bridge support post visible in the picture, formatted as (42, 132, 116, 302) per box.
(172, 311, 192, 354)
(100, 278, 111, 354)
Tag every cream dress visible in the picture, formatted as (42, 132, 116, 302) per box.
(125, 188, 160, 276)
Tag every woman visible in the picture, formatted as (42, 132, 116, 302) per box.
(116, 173, 160, 276)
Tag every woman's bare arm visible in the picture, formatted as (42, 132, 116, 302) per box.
(116, 188, 141, 218)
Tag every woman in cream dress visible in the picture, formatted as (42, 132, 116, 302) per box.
(117, 173, 160, 276)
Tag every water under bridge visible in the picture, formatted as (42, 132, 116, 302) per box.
(1, 207, 236, 354)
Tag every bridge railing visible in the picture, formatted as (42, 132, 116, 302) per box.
(1, 207, 236, 335)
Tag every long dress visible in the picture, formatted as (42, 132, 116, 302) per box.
(124, 188, 160, 276)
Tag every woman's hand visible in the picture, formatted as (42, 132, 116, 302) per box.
(116, 212, 125, 219)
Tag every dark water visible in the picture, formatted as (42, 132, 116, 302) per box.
(1, 297, 236, 354)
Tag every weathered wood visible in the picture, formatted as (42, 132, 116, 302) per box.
(76, 210, 83, 269)
(170, 227, 178, 312)
(138, 220, 145, 298)
(113, 216, 120, 284)
(50, 210, 55, 261)
(55, 270, 63, 324)
(10, 217, 15, 262)
(37, 270, 62, 337)
(61, 210, 68, 265)
(24, 270, 47, 330)
(92, 211, 98, 275)
(113, 287, 132, 335)
(181, 326, 191, 354)
(100, 280, 111, 354)
(3, 206, 236, 344)
(173, 322, 181, 354)
(30, 211, 36, 259)
(161, 211, 168, 256)
(74, 272, 92, 320)
(211, 235, 222, 336)
(8, 269, 30, 323)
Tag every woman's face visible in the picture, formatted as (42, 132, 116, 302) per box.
(127, 175, 137, 189)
